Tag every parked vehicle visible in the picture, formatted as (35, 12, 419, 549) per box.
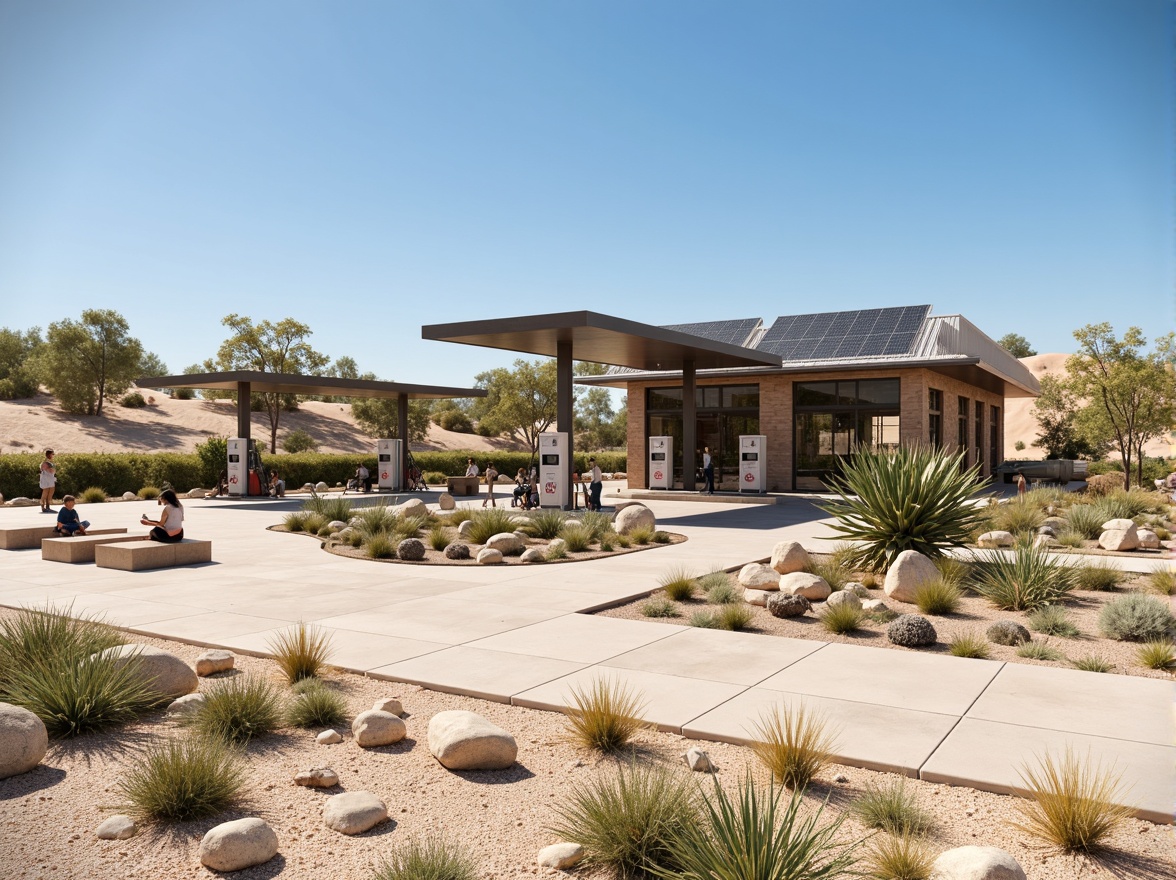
(994, 459, 1084, 484)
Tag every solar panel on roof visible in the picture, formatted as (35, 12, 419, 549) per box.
(661, 318, 762, 348)
(755, 305, 931, 361)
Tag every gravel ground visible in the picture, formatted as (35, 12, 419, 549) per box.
(1, 610, 1174, 880)
(594, 562, 1176, 680)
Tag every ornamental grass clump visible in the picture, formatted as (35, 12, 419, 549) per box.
(705, 579, 740, 605)
(628, 525, 655, 545)
(864, 833, 935, 880)
(303, 494, 352, 522)
(849, 776, 933, 836)
(1146, 568, 1176, 596)
(947, 631, 990, 658)
(579, 511, 613, 542)
(282, 511, 308, 531)
(1027, 605, 1081, 638)
(190, 675, 283, 745)
(819, 446, 982, 571)
(1135, 640, 1175, 669)
(819, 603, 864, 634)
(641, 597, 680, 618)
(1074, 562, 1124, 592)
(564, 677, 648, 753)
(1063, 504, 1104, 540)
(268, 622, 334, 683)
(466, 508, 518, 544)
(560, 523, 593, 552)
(912, 577, 961, 615)
(716, 604, 754, 631)
(659, 566, 697, 601)
(1016, 640, 1066, 662)
(1010, 749, 1133, 852)
(1070, 654, 1113, 673)
(523, 509, 567, 539)
(1055, 528, 1086, 549)
(690, 611, 720, 629)
(286, 679, 348, 728)
(118, 738, 244, 823)
(1098, 593, 1174, 642)
(427, 525, 451, 551)
(373, 834, 478, 880)
(805, 556, 849, 591)
(748, 704, 836, 790)
(972, 544, 1077, 612)
(137, 485, 161, 500)
(80, 486, 107, 504)
(984, 497, 1044, 536)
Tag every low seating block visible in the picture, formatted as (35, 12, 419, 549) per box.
(94, 539, 213, 571)
(41, 533, 147, 563)
(0, 526, 126, 551)
(446, 476, 480, 497)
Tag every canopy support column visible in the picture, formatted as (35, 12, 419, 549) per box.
(682, 360, 696, 491)
(397, 394, 409, 491)
(236, 382, 251, 440)
(557, 340, 574, 510)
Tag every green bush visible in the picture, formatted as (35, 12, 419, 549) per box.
(1094, 488, 1165, 520)
(437, 410, 474, 433)
(118, 738, 244, 823)
(628, 525, 655, 545)
(190, 675, 283, 745)
(1074, 562, 1124, 592)
(849, 776, 932, 836)
(423, 470, 446, 485)
(705, 580, 740, 605)
(578, 511, 613, 542)
(912, 578, 961, 615)
(1027, 605, 1081, 638)
(1063, 504, 1104, 540)
(79, 486, 107, 503)
(282, 429, 319, 453)
(973, 544, 1077, 612)
(947, 631, 990, 658)
(642, 597, 680, 618)
(374, 834, 478, 880)
(1098, 594, 1174, 642)
(467, 508, 518, 544)
(819, 603, 864, 634)
(984, 497, 1044, 535)
(522, 509, 567, 539)
(137, 485, 161, 499)
(820, 446, 982, 571)
(286, 680, 348, 728)
(560, 523, 593, 552)
(120, 391, 147, 408)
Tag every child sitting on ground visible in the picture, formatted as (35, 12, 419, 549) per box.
(53, 495, 90, 536)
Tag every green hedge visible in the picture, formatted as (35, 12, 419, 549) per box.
(0, 450, 627, 499)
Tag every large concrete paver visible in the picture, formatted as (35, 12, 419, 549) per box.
(230, 625, 449, 671)
(316, 596, 563, 644)
(371, 645, 588, 703)
(464, 613, 683, 664)
(131, 611, 291, 643)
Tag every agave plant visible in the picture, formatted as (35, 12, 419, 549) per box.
(819, 446, 983, 571)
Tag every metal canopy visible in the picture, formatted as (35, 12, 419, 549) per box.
(138, 371, 485, 400)
(421, 311, 781, 371)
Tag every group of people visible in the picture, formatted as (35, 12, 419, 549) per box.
(463, 456, 605, 511)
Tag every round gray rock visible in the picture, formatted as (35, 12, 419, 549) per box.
(770, 540, 809, 575)
(986, 620, 1031, 646)
(887, 614, 937, 648)
(94, 644, 197, 701)
(294, 767, 340, 788)
(738, 562, 780, 589)
(166, 692, 207, 718)
(779, 571, 831, 601)
(825, 590, 862, 611)
(316, 729, 343, 745)
(438, 493, 456, 510)
(930, 845, 1026, 880)
(327, 520, 347, 532)
(486, 532, 524, 555)
(547, 537, 567, 555)
(520, 547, 546, 563)
(0, 703, 48, 779)
(315, 481, 330, 492)
(96, 814, 137, 840)
(199, 817, 279, 871)
(121, 491, 137, 501)
(428, 710, 517, 770)
(195, 649, 234, 676)
(844, 582, 870, 598)
(352, 709, 406, 747)
(537, 843, 585, 869)
(323, 791, 388, 835)
(395, 497, 429, 519)
(445, 542, 471, 560)
(683, 747, 715, 772)
(614, 503, 656, 535)
(477, 548, 504, 565)
(397, 538, 426, 561)
(744, 588, 771, 607)
(883, 550, 939, 603)
(766, 593, 811, 618)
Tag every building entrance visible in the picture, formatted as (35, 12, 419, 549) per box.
(647, 384, 760, 490)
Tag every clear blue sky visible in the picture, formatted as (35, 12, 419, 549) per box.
(1, 0, 1171, 388)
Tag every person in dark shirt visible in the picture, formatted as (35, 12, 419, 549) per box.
(54, 495, 90, 536)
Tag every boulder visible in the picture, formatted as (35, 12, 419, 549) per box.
(766, 593, 811, 618)
(95, 815, 137, 840)
(614, 504, 656, 535)
(930, 845, 1026, 880)
(438, 493, 456, 510)
(199, 817, 279, 872)
(195, 649, 234, 676)
(294, 767, 340, 788)
(187, 488, 207, 499)
(744, 589, 772, 606)
(337, 527, 357, 543)
(315, 482, 330, 492)
(887, 614, 937, 648)
(457, 520, 475, 539)
(537, 843, 585, 870)
(486, 532, 525, 555)
(547, 538, 567, 555)
(428, 710, 517, 770)
(1099, 520, 1139, 551)
(327, 520, 347, 532)
(444, 542, 471, 560)
(166, 693, 207, 718)
(883, 550, 939, 603)
(825, 590, 862, 611)
(0, 702, 48, 779)
(1037, 525, 1057, 538)
(770, 541, 809, 575)
(844, 582, 870, 598)
(121, 491, 137, 501)
(477, 548, 504, 565)
(1137, 529, 1160, 549)
(316, 729, 343, 745)
(512, 529, 530, 543)
(396, 498, 429, 520)
(1101, 518, 1136, 531)
(738, 563, 780, 589)
(779, 571, 832, 601)
(977, 531, 1015, 548)
(397, 538, 426, 561)
(323, 791, 388, 835)
(683, 747, 716, 772)
(373, 697, 403, 715)
(10, 497, 36, 507)
(93, 645, 197, 701)
(352, 710, 406, 747)
(986, 620, 1031, 646)
(861, 599, 889, 612)
(520, 547, 546, 563)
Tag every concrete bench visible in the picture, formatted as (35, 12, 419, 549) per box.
(446, 476, 481, 497)
(42, 533, 148, 564)
(94, 538, 213, 571)
(0, 526, 127, 551)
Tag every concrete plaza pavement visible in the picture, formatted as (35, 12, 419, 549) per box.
(0, 488, 1172, 822)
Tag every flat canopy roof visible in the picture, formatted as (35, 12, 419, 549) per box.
(422, 310, 781, 371)
(139, 371, 485, 400)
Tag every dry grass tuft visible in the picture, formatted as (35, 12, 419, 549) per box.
(564, 677, 648, 753)
(268, 621, 334, 683)
(747, 704, 836, 789)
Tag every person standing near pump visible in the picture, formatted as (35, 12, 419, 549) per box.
(587, 457, 603, 511)
(1016, 471, 1027, 497)
(702, 446, 715, 495)
(482, 462, 498, 508)
(39, 449, 57, 512)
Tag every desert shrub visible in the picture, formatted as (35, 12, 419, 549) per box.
(973, 544, 1076, 612)
(302, 512, 329, 534)
(120, 391, 147, 408)
(565, 677, 647, 753)
(599, 535, 615, 552)
(373, 834, 477, 880)
(1027, 606, 1081, 638)
(947, 631, 990, 658)
(1010, 749, 1133, 852)
(614, 533, 632, 548)
(1024, 485, 1071, 511)
(79, 486, 107, 503)
(665, 771, 862, 880)
(137, 485, 161, 499)
(1098, 593, 1174, 642)
(437, 410, 474, 433)
(268, 622, 334, 682)
(118, 738, 244, 823)
(282, 429, 319, 453)
(365, 534, 396, 559)
(705, 580, 740, 605)
(427, 525, 451, 551)
(1095, 488, 1164, 521)
(523, 509, 566, 539)
(865, 607, 899, 624)
(578, 511, 613, 542)
(642, 597, 680, 618)
(819, 603, 864, 634)
(317, 523, 334, 537)
(548, 762, 698, 879)
(283, 511, 308, 532)
(286, 679, 347, 728)
(444, 508, 474, 526)
(560, 523, 593, 553)
(748, 704, 835, 789)
(659, 566, 697, 601)
(545, 542, 568, 561)
(933, 556, 972, 590)
(393, 514, 428, 541)
(1016, 641, 1066, 662)
(690, 611, 720, 629)
(805, 556, 849, 591)
(303, 494, 352, 523)
(1055, 528, 1086, 549)
(859, 572, 878, 588)
(1074, 562, 1124, 592)
(1135, 640, 1175, 669)
(985, 497, 1044, 535)
(423, 470, 446, 485)
(653, 530, 671, 544)
(1070, 654, 1113, 673)
(717, 604, 754, 631)
(1146, 568, 1176, 596)
(190, 675, 282, 745)
(912, 578, 961, 615)
(1063, 504, 1104, 540)
(354, 504, 395, 539)
(628, 525, 655, 545)
(467, 508, 518, 544)
(820, 445, 982, 571)
(865, 833, 935, 880)
(849, 776, 932, 836)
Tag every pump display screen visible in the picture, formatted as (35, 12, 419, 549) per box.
(650, 453, 666, 462)
(742, 453, 758, 461)
(379, 454, 391, 462)
(541, 454, 560, 465)
(228, 455, 240, 463)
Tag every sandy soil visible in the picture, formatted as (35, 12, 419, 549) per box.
(0, 396, 522, 456)
(595, 559, 1176, 681)
(0, 610, 1172, 880)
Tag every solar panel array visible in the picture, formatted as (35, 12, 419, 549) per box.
(756, 305, 931, 361)
(661, 318, 761, 348)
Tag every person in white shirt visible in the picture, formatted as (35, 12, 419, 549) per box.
(141, 489, 185, 543)
(465, 458, 480, 478)
(587, 457, 603, 511)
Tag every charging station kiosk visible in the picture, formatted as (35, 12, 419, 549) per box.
(226, 438, 249, 497)
(376, 439, 403, 492)
(538, 431, 569, 509)
(648, 436, 673, 489)
(739, 435, 767, 493)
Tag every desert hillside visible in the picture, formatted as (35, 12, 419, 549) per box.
(0, 395, 524, 456)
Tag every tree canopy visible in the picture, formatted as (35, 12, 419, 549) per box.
(0, 327, 44, 400)
(997, 333, 1036, 358)
(470, 358, 558, 456)
(33, 310, 144, 415)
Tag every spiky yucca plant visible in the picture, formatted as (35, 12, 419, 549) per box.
(819, 446, 982, 572)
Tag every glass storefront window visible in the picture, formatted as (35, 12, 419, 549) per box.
(648, 388, 682, 410)
(794, 378, 901, 490)
(856, 378, 900, 406)
(723, 385, 760, 408)
(647, 384, 760, 489)
(795, 382, 837, 406)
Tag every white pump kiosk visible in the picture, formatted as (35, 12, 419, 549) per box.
(226, 438, 249, 497)
(538, 431, 569, 509)
(376, 439, 403, 492)
(648, 436, 673, 489)
(739, 434, 768, 493)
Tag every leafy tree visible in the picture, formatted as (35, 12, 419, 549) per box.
(136, 351, 170, 392)
(351, 395, 434, 444)
(211, 315, 330, 452)
(0, 327, 44, 399)
(34, 310, 144, 415)
(1065, 324, 1176, 489)
(282, 429, 319, 453)
(1031, 375, 1100, 460)
(470, 358, 558, 457)
(997, 333, 1036, 358)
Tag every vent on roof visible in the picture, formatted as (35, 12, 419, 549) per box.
(756, 305, 931, 361)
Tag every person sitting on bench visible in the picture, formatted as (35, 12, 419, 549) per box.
(53, 495, 90, 536)
(141, 489, 185, 543)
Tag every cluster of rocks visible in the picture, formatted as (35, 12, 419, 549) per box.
(739, 540, 891, 617)
(983, 514, 1164, 554)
